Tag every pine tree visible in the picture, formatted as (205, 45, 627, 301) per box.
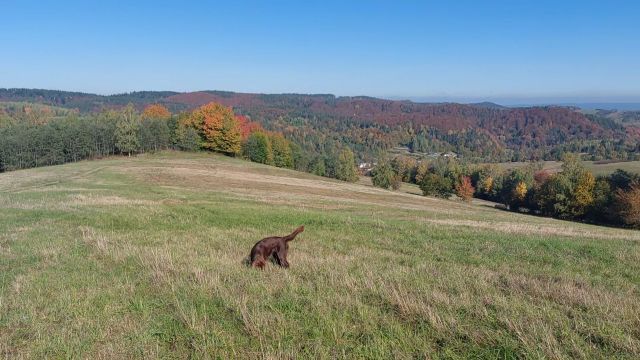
(311, 156, 326, 176)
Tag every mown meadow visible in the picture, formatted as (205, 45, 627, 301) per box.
(494, 159, 640, 176)
(1, 151, 639, 359)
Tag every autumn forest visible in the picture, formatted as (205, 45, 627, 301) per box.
(1, 88, 639, 229)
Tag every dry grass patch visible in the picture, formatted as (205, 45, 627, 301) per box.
(69, 194, 158, 207)
(424, 218, 640, 241)
(123, 164, 478, 216)
(1, 151, 639, 358)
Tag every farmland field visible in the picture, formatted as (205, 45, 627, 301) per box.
(1, 151, 639, 358)
(493, 160, 640, 176)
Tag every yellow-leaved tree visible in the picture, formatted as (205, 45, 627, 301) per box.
(481, 176, 494, 194)
(573, 171, 596, 213)
(513, 181, 528, 202)
(414, 161, 429, 184)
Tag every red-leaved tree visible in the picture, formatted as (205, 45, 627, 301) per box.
(236, 115, 263, 140)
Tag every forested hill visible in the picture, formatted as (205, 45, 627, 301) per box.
(1, 88, 638, 161)
(0, 88, 179, 112)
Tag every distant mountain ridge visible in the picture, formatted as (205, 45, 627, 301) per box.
(560, 103, 640, 111)
(469, 102, 507, 109)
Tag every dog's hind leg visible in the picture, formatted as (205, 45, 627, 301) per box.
(252, 256, 266, 269)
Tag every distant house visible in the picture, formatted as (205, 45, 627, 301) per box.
(358, 162, 375, 175)
(392, 146, 411, 152)
(426, 151, 458, 159)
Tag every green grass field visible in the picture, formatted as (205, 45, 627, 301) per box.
(1, 151, 639, 359)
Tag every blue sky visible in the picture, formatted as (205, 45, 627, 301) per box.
(1, 0, 639, 103)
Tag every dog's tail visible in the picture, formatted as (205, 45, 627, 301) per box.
(284, 225, 304, 242)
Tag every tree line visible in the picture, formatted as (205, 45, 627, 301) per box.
(0, 102, 359, 183)
(0, 104, 184, 171)
(370, 154, 640, 228)
(3, 89, 639, 164)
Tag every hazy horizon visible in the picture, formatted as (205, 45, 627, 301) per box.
(4, 86, 640, 110)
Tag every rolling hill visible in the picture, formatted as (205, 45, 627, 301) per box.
(1, 151, 639, 358)
(1, 88, 638, 162)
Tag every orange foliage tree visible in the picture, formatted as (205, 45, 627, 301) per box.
(182, 102, 241, 155)
(142, 104, 171, 120)
(456, 176, 475, 202)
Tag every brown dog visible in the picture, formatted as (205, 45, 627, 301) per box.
(249, 226, 304, 269)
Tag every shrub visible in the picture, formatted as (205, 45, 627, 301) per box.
(372, 161, 401, 190)
(420, 173, 453, 198)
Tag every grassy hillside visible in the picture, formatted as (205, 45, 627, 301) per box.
(1, 152, 639, 358)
